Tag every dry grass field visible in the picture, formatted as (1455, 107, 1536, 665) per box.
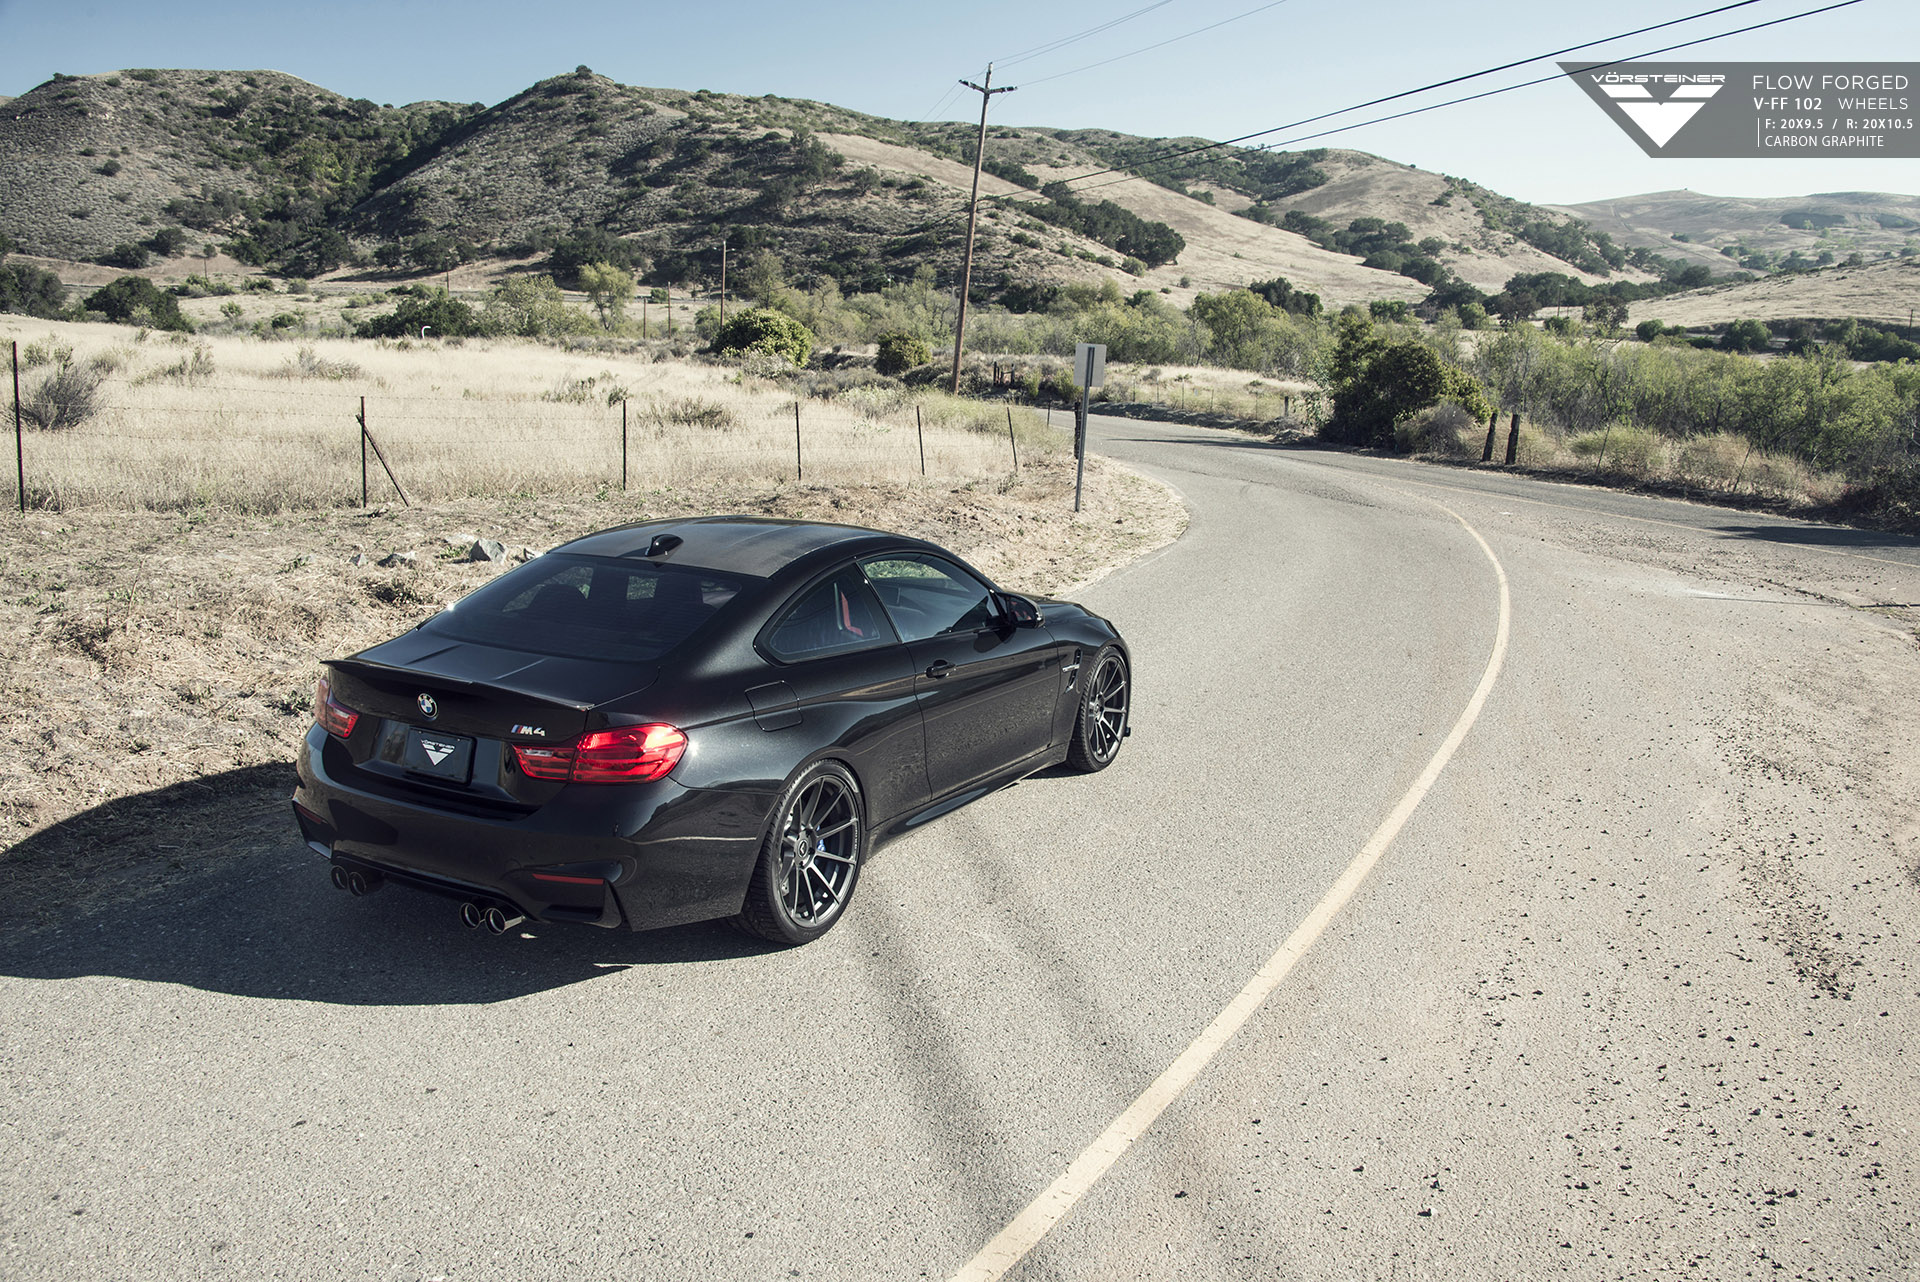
(0, 318, 1189, 916)
(1631, 256, 1920, 329)
(3, 318, 1057, 511)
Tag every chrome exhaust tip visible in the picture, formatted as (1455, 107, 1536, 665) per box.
(459, 901, 485, 930)
(329, 865, 350, 892)
(482, 906, 525, 935)
(345, 869, 381, 897)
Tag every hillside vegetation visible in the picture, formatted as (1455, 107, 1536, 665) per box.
(0, 64, 1755, 310)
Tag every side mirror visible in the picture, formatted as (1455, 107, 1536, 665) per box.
(1000, 593, 1044, 628)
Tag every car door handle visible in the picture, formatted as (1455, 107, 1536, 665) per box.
(924, 659, 953, 679)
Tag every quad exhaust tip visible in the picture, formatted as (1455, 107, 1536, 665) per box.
(330, 865, 382, 897)
(459, 901, 525, 935)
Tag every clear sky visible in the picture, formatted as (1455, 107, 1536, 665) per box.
(1, 0, 1914, 205)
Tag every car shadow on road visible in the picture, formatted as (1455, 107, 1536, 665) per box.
(1714, 522, 1920, 551)
(0, 766, 784, 1007)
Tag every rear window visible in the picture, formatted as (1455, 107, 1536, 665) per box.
(426, 555, 748, 663)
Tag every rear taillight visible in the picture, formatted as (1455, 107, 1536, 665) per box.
(513, 723, 687, 784)
(314, 678, 359, 738)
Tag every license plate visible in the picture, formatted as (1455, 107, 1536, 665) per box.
(404, 727, 474, 783)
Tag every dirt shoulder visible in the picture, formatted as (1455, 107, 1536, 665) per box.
(0, 454, 1186, 927)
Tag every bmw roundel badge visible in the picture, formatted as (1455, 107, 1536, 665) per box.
(417, 692, 438, 720)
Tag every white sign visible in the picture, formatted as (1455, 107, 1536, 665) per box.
(1075, 343, 1107, 388)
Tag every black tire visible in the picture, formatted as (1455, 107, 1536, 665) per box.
(734, 760, 865, 945)
(1066, 646, 1129, 773)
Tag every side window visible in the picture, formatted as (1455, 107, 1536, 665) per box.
(862, 555, 997, 643)
(765, 567, 897, 661)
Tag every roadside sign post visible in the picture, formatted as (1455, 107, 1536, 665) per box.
(1073, 343, 1106, 512)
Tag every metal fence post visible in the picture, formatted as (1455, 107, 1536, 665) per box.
(621, 398, 629, 492)
(916, 405, 926, 477)
(13, 341, 23, 513)
(358, 395, 368, 508)
(1006, 405, 1018, 473)
(794, 400, 802, 482)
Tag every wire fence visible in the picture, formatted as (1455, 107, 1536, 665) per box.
(9, 352, 1047, 512)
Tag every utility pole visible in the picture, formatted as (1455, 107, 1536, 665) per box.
(949, 65, 1015, 395)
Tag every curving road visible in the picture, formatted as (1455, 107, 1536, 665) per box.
(4, 414, 1918, 1280)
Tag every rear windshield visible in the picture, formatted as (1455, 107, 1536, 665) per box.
(426, 554, 750, 663)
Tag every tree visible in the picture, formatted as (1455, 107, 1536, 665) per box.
(353, 290, 480, 338)
(1723, 319, 1773, 353)
(577, 261, 634, 330)
(0, 257, 68, 319)
(739, 249, 789, 307)
(1583, 295, 1629, 332)
(84, 276, 191, 331)
(481, 275, 592, 338)
(711, 307, 814, 366)
(875, 332, 930, 376)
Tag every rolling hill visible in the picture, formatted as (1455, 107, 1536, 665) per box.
(2, 65, 1913, 319)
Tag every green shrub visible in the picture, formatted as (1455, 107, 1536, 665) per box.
(1458, 302, 1489, 330)
(1722, 319, 1772, 353)
(874, 332, 930, 376)
(84, 276, 191, 331)
(1635, 319, 1666, 341)
(1543, 315, 1576, 337)
(99, 242, 151, 269)
(711, 307, 814, 366)
(354, 291, 480, 339)
(0, 258, 68, 319)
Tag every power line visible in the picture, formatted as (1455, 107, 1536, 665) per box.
(1065, 0, 1863, 195)
(1055, 0, 1777, 189)
(1019, 0, 1301, 88)
(994, 1, 1177, 69)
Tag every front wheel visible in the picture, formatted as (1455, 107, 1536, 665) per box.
(1066, 646, 1129, 772)
(734, 760, 865, 945)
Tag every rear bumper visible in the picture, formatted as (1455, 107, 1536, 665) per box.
(292, 725, 772, 931)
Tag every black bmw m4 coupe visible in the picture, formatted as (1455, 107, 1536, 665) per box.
(292, 517, 1131, 945)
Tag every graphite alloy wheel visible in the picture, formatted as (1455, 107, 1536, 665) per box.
(735, 760, 865, 945)
(1066, 646, 1129, 773)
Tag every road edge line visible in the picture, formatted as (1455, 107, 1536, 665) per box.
(948, 497, 1512, 1282)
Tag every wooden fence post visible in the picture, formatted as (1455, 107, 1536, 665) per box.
(1504, 412, 1520, 466)
(359, 399, 410, 506)
(1482, 410, 1498, 463)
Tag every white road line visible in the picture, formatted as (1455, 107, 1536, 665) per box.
(949, 498, 1513, 1282)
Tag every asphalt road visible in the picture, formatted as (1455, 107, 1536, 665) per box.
(5, 415, 1918, 1281)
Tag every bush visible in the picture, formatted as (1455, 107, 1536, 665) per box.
(711, 307, 814, 366)
(1457, 302, 1489, 330)
(20, 361, 102, 430)
(1723, 319, 1772, 353)
(874, 332, 930, 376)
(1635, 319, 1666, 342)
(1543, 315, 1576, 337)
(354, 291, 480, 339)
(0, 258, 68, 319)
(99, 242, 151, 269)
(84, 276, 192, 331)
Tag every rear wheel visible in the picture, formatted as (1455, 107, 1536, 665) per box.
(1066, 646, 1129, 773)
(735, 760, 864, 945)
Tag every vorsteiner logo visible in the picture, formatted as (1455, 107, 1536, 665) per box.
(1593, 75, 1723, 148)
